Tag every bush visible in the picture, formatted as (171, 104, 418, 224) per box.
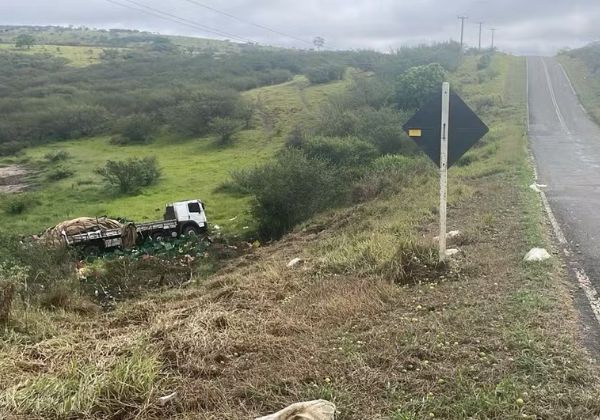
(232, 149, 348, 238)
(95, 156, 161, 194)
(44, 150, 71, 162)
(302, 136, 378, 167)
(305, 64, 346, 84)
(1, 193, 39, 215)
(110, 114, 158, 145)
(352, 155, 432, 201)
(395, 63, 447, 110)
(0, 141, 26, 156)
(477, 54, 492, 70)
(46, 166, 74, 181)
(209, 117, 243, 145)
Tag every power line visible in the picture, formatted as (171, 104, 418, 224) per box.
(178, 0, 313, 46)
(104, 0, 255, 44)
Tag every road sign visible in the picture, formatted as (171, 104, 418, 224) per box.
(402, 90, 489, 168)
(402, 84, 489, 262)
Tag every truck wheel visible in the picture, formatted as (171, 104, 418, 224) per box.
(151, 231, 165, 242)
(82, 244, 101, 257)
(182, 225, 200, 236)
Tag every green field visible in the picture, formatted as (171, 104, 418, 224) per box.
(0, 75, 349, 235)
(0, 43, 108, 66)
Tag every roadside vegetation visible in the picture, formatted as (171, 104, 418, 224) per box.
(2, 26, 600, 418)
(558, 44, 600, 123)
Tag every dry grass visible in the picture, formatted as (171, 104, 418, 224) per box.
(2, 54, 600, 419)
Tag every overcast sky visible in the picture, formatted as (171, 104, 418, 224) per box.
(2, 0, 599, 55)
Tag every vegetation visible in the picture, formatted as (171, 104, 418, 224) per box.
(95, 157, 161, 194)
(558, 44, 600, 123)
(1, 23, 600, 419)
(14, 34, 35, 49)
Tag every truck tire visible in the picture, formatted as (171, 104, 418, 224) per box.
(82, 244, 101, 257)
(151, 231, 166, 242)
(182, 224, 200, 236)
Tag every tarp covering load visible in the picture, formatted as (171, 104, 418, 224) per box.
(40, 217, 127, 246)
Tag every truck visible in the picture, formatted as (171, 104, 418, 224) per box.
(60, 199, 208, 254)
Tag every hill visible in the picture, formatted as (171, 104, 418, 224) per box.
(2, 28, 600, 418)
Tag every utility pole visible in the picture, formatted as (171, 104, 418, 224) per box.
(476, 22, 484, 51)
(458, 16, 468, 50)
(490, 28, 496, 50)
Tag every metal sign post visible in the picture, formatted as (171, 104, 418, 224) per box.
(439, 82, 450, 262)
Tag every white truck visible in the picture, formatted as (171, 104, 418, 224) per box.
(64, 199, 208, 254)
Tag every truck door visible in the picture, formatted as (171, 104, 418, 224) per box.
(187, 201, 206, 227)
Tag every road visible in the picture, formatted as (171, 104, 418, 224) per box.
(528, 56, 600, 321)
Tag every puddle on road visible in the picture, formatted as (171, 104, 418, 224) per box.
(0, 165, 28, 193)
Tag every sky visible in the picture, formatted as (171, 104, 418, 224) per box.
(2, 0, 599, 55)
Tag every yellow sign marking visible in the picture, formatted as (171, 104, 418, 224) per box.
(408, 129, 422, 137)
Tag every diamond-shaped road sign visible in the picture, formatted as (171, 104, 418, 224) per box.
(402, 91, 489, 168)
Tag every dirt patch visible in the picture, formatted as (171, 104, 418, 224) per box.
(0, 165, 28, 193)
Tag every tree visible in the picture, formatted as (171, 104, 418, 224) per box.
(313, 36, 325, 50)
(15, 34, 35, 49)
(210, 117, 243, 145)
(395, 63, 447, 110)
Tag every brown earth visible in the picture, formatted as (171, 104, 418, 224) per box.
(0, 165, 27, 193)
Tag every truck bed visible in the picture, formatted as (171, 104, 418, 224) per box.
(65, 219, 178, 246)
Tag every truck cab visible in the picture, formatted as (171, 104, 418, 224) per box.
(164, 199, 208, 235)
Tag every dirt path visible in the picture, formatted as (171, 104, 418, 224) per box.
(0, 165, 27, 193)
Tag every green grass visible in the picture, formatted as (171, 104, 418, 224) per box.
(558, 54, 600, 125)
(0, 75, 350, 235)
(0, 43, 109, 66)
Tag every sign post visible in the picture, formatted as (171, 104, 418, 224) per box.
(439, 82, 450, 261)
(402, 83, 489, 262)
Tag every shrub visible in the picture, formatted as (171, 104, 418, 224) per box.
(0, 141, 26, 156)
(477, 54, 493, 70)
(44, 149, 71, 162)
(232, 149, 348, 238)
(305, 64, 346, 84)
(352, 155, 432, 201)
(1, 193, 39, 215)
(46, 166, 74, 181)
(110, 114, 158, 145)
(95, 156, 161, 194)
(302, 136, 378, 167)
(395, 63, 447, 110)
(209, 117, 243, 145)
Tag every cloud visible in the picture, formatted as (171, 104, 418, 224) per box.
(2, 0, 599, 54)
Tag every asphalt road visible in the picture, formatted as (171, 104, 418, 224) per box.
(528, 56, 600, 296)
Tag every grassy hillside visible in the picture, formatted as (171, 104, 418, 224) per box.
(3, 52, 600, 419)
(0, 43, 109, 66)
(0, 74, 348, 234)
(558, 44, 600, 123)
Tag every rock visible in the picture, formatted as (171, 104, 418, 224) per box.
(529, 183, 541, 192)
(157, 391, 177, 406)
(529, 183, 546, 193)
(255, 399, 336, 420)
(286, 257, 303, 268)
(524, 248, 551, 262)
(445, 248, 460, 257)
(434, 230, 462, 241)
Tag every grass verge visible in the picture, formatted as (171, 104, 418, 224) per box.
(2, 54, 600, 419)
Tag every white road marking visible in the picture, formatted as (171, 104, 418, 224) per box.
(529, 57, 600, 326)
(541, 58, 570, 134)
